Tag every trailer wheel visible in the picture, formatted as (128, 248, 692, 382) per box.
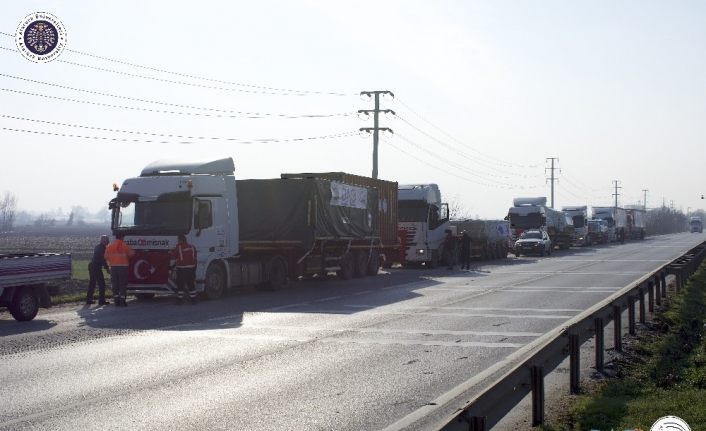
(204, 263, 226, 300)
(353, 251, 367, 278)
(9, 287, 39, 321)
(366, 250, 380, 276)
(262, 256, 288, 291)
(337, 252, 354, 280)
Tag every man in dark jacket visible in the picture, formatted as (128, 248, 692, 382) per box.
(460, 231, 471, 270)
(86, 235, 110, 305)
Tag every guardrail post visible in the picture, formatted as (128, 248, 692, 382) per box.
(531, 366, 544, 426)
(654, 276, 662, 307)
(613, 305, 622, 352)
(654, 275, 662, 301)
(660, 271, 667, 298)
(648, 281, 655, 312)
(569, 333, 580, 394)
(638, 286, 646, 324)
(628, 296, 636, 335)
(594, 317, 604, 371)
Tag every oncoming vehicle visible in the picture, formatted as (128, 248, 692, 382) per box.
(514, 230, 552, 257)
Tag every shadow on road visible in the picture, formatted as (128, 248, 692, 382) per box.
(0, 317, 57, 335)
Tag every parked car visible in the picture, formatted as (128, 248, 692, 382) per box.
(514, 230, 552, 257)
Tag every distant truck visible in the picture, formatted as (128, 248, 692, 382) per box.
(450, 219, 511, 260)
(0, 253, 71, 321)
(625, 206, 646, 240)
(507, 197, 572, 250)
(592, 206, 627, 243)
(690, 216, 703, 233)
(108, 158, 394, 299)
(398, 184, 450, 267)
(562, 205, 589, 246)
(586, 219, 609, 245)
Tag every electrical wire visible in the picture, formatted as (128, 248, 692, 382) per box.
(0, 37, 354, 96)
(0, 73, 354, 119)
(395, 96, 539, 169)
(0, 87, 353, 119)
(0, 122, 357, 145)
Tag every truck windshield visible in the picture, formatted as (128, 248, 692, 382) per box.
(508, 212, 543, 229)
(112, 192, 191, 234)
(572, 216, 585, 228)
(399, 201, 429, 222)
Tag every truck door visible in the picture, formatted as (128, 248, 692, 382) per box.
(192, 197, 227, 270)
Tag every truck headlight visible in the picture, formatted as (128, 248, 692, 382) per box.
(416, 249, 425, 255)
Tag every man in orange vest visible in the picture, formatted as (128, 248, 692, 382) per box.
(170, 234, 198, 305)
(104, 232, 135, 307)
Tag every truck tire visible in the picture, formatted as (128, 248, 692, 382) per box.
(337, 252, 354, 280)
(263, 256, 288, 291)
(366, 250, 380, 276)
(353, 251, 367, 278)
(9, 287, 39, 321)
(204, 263, 226, 300)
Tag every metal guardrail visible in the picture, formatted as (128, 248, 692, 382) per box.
(438, 241, 706, 431)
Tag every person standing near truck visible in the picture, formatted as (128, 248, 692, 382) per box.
(86, 234, 111, 305)
(170, 234, 198, 305)
(104, 232, 135, 307)
(459, 231, 471, 270)
(442, 229, 456, 270)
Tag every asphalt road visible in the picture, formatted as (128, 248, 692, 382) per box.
(1, 233, 703, 431)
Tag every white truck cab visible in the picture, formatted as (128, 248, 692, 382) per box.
(398, 184, 449, 267)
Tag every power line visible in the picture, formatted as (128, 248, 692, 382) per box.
(0, 87, 353, 120)
(394, 96, 539, 169)
(0, 34, 353, 96)
(0, 73, 352, 118)
(0, 123, 357, 145)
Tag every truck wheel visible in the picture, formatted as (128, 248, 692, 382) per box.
(337, 252, 354, 280)
(9, 287, 39, 321)
(263, 256, 288, 291)
(353, 251, 367, 278)
(366, 250, 380, 276)
(204, 263, 226, 300)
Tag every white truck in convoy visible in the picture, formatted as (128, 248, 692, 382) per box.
(0, 253, 71, 321)
(397, 184, 450, 267)
(690, 216, 703, 233)
(507, 197, 573, 250)
(592, 206, 628, 243)
(108, 158, 392, 299)
(562, 205, 589, 246)
(625, 205, 646, 240)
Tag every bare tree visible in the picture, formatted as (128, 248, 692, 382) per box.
(447, 194, 473, 221)
(0, 191, 18, 233)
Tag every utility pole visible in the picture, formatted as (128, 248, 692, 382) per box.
(642, 189, 648, 210)
(359, 90, 394, 179)
(545, 157, 559, 208)
(612, 180, 621, 209)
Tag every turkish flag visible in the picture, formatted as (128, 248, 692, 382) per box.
(128, 250, 171, 284)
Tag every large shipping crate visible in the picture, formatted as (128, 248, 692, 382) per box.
(281, 172, 399, 247)
(236, 178, 377, 249)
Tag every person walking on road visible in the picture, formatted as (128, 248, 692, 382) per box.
(460, 231, 471, 270)
(86, 234, 111, 305)
(104, 232, 135, 307)
(170, 234, 198, 305)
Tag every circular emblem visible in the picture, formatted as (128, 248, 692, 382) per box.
(650, 416, 691, 431)
(15, 12, 67, 63)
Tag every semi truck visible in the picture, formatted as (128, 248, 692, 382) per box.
(690, 216, 703, 233)
(562, 206, 589, 246)
(450, 219, 511, 260)
(397, 184, 450, 267)
(108, 158, 393, 299)
(0, 252, 71, 321)
(625, 205, 646, 240)
(507, 197, 572, 250)
(592, 206, 627, 243)
(586, 219, 609, 245)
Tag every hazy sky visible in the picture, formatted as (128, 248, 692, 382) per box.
(2, 1, 705, 219)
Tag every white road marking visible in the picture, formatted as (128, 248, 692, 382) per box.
(318, 337, 524, 349)
(297, 309, 573, 319)
(343, 304, 582, 313)
(503, 289, 615, 293)
(242, 324, 542, 338)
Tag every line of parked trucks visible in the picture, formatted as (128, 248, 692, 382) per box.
(2, 156, 692, 320)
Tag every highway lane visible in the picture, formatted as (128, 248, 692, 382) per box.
(0, 233, 703, 430)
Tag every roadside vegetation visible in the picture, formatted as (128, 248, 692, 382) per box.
(546, 264, 706, 430)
